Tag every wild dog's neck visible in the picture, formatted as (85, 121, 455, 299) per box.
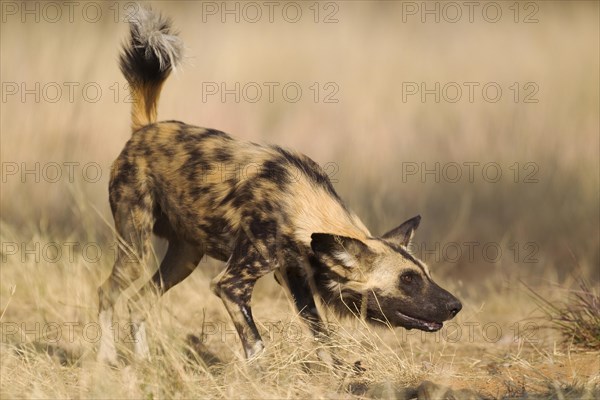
(288, 181, 371, 247)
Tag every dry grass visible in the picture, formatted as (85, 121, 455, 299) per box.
(529, 279, 600, 351)
(1, 1, 599, 398)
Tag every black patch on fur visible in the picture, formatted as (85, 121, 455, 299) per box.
(119, 17, 174, 89)
(274, 146, 344, 204)
(174, 126, 231, 147)
(309, 253, 352, 315)
(142, 146, 154, 157)
(260, 159, 290, 188)
(204, 216, 231, 235)
(160, 146, 175, 158)
(152, 204, 177, 239)
(397, 270, 425, 297)
(261, 200, 274, 213)
(249, 217, 278, 241)
(189, 184, 209, 199)
(203, 128, 230, 139)
(175, 128, 188, 143)
(231, 185, 254, 208)
(110, 158, 136, 190)
(214, 147, 232, 163)
(218, 186, 238, 207)
(180, 148, 213, 183)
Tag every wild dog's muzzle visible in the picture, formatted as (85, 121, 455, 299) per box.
(396, 294, 462, 331)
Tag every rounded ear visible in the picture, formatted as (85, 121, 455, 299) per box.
(311, 233, 372, 270)
(381, 215, 421, 247)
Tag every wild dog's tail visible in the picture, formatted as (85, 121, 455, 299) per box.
(120, 7, 183, 132)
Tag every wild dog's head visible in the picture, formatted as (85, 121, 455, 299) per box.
(310, 216, 461, 332)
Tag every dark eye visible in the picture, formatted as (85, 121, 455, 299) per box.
(401, 273, 414, 284)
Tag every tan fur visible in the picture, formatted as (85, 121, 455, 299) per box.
(130, 83, 163, 132)
(288, 176, 371, 246)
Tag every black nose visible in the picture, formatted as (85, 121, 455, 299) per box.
(447, 299, 462, 318)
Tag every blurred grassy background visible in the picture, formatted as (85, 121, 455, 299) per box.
(0, 2, 599, 397)
(1, 1, 598, 312)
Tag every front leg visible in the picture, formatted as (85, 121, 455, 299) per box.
(210, 235, 272, 359)
(212, 280, 265, 359)
(277, 266, 343, 368)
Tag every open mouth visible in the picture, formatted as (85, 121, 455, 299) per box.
(395, 311, 443, 332)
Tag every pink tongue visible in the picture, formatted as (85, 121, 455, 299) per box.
(424, 321, 443, 331)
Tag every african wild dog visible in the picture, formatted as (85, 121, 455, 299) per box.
(97, 8, 462, 365)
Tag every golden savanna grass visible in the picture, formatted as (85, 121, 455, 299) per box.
(1, 1, 598, 398)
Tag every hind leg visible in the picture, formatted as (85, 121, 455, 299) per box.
(97, 202, 153, 364)
(127, 238, 204, 359)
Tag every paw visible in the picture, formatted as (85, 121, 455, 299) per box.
(97, 345, 119, 367)
(132, 323, 151, 361)
(353, 360, 366, 375)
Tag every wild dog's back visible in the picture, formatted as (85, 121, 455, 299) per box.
(112, 118, 369, 260)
